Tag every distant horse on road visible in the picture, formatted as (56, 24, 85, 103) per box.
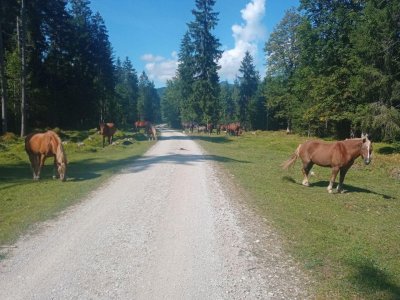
(25, 131, 67, 181)
(100, 122, 117, 147)
(147, 125, 157, 141)
(282, 135, 372, 193)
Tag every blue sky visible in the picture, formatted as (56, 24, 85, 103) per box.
(89, 0, 299, 87)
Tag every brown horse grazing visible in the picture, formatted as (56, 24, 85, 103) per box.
(25, 131, 67, 181)
(134, 120, 150, 132)
(226, 122, 242, 136)
(99, 122, 116, 147)
(282, 134, 372, 193)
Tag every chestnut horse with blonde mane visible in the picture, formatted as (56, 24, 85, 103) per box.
(147, 125, 157, 141)
(25, 131, 67, 181)
(99, 122, 116, 147)
(282, 134, 372, 193)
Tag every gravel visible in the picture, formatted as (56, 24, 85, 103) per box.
(0, 128, 312, 299)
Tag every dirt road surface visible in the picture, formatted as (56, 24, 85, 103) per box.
(0, 129, 311, 299)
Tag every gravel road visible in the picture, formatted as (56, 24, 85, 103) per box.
(0, 129, 311, 299)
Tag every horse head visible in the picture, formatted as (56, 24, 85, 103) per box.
(99, 122, 105, 134)
(361, 134, 372, 165)
(56, 143, 67, 181)
(57, 161, 67, 181)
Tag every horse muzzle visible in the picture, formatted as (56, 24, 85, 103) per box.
(364, 158, 371, 165)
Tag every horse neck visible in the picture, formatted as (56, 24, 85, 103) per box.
(51, 134, 66, 164)
(343, 139, 363, 159)
(57, 143, 67, 163)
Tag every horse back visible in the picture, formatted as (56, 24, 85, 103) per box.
(300, 140, 349, 167)
(101, 123, 116, 136)
(106, 123, 116, 135)
(25, 131, 59, 157)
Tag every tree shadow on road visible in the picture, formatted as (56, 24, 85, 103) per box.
(121, 153, 250, 174)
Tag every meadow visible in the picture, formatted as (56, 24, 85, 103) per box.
(1, 128, 399, 299)
(196, 131, 400, 299)
(0, 129, 154, 248)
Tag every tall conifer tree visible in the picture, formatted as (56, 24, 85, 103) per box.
(188, 0, 222, 124)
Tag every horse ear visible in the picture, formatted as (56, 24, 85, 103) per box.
(362, 133, 371, 143)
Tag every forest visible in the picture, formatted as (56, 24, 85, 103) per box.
(1, 0, 399, 142)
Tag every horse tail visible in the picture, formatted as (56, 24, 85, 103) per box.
(282, 144, 301, 170)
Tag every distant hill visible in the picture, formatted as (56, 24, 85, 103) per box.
(157, 87, 166, 99)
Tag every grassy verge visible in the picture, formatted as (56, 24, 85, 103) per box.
(195, 131, 400, 299)
(0, 129, 153, 247)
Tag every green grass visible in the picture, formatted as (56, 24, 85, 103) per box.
(0, 129, 153, 246)
(195, 131, 400, 300)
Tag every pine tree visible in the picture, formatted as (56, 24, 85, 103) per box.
(264, 8, 301, 133)
(177, 31, 195, 123)
(114, 57, 139, 127)
(188, 0, 222, 124)
(138, 71, 159, 123)
(238, 51, 260, 129)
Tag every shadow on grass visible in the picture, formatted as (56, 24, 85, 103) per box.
(1, 151, 246, 186)
(377, 145, 400, 155)
(281, 176, 395, 199)
(311, 180, 396, 199)
(348, 257, 400, 299)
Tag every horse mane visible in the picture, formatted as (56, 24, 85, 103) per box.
(48, 131, 67, 164)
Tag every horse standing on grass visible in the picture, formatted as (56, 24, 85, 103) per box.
(226, 122, 242, 136)
(282, 134, 372, 193)
(134, 120, 150, 132)
(25, 131, 67, 181)
(99, 122, 116, 147)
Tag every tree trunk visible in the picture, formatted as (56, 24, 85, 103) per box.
(0, 20, 8, 133)
(19, 0, 26, 137)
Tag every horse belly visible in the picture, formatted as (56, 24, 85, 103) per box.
(306, 144, 333, 167)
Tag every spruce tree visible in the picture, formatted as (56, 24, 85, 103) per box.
(238, 51, 260, 129)
(188, 0, 222, 124)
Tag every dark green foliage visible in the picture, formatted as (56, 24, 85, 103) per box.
(238, 51, 260, 129)
(264, 1, 400, 141)
(137, 71, 160, 123)
(188, 0, 222, 124)
(0, 0, 161, 134)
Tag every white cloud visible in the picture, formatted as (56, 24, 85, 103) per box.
(141, 0, 266, 86)
(219, 0, 266, 81)
(141, 51, 178, 85)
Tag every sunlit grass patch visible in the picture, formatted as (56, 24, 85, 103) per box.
(196, 130, 400, 299)
(0, 129, 153, 246)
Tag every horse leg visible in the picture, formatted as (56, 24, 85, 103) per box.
(327, 167, 340, 193)
(37, 154, 46, 180)
(337, 167, 349, 193)
(53, 157, 59, 179)
(29, 154, 39, 180)
(301, 162, 313, 186)
(102, 136, 105, 147)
